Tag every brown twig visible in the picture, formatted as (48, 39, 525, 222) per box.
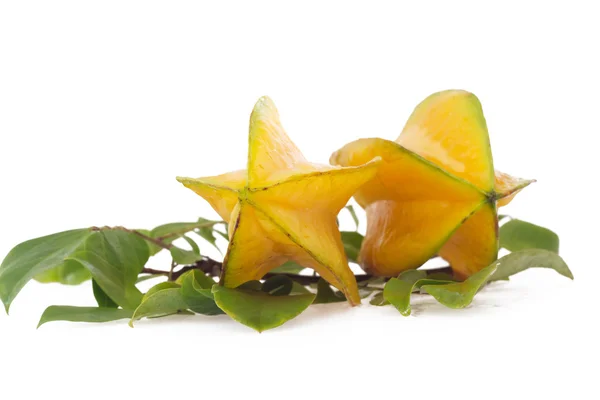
(139, 256, 454, 285)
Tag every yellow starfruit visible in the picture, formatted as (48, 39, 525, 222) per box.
(177, 97, 380, 305)
(330, 90, 534, 279)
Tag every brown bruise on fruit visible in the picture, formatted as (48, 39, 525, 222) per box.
(177, 96, 380, 305)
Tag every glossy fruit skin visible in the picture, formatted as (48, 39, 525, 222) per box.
(178, 97, 380, 305)
(331, 90, 533, 279)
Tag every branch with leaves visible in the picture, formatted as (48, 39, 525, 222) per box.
(0, 207, 572, 332)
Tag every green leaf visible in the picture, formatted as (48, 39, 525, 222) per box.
(194, 217, 223, 254)
(182, 235, 200, 255)
(290, 281, 312, 295)
(34, 260, 92, 285)
(136, 274, 165, 284)
(262, 275, 293, 296)
(92, 279, 118, 308)
(212, 286, 316, 332)
(270, 261, 305, 274)
(130, 287, 189, 326)
(237, 280, 262, 291)
(313, 278, 346, 304)
(340, 231, 364, 263)
(149, 220, 220, 256)
(67, 230, 149, 310)
(179, 270, 223, 315)
(169, 247, 202, 264)
(143, 281, 180, 299)
(489, 249, 573, 282)
(345, 205, 360, 230)
(384, 270, 452, 316)
(369, 291, 387, 306)
(214, 229, 229, 242)
(499, 219, 559, 253)
(0, 229, 92, 313)
(422, 263, 498, 309)
(136, 229, 162, 255)
(38, 306, 132, 328)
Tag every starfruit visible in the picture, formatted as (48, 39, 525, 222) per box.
(330, 90, 533, 279)
(177, 97, 380, 305)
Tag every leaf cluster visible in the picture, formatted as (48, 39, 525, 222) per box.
(0, 212, 572, 332)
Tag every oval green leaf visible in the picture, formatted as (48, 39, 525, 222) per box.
(93, 279, 118, 308)
(270, 261, 305, 274)
(38, 306, 132, 328)
(383, 270, 453, 316)
(212, 286, 316, 332)
(340, 231, 364, 263)
(149, 219, 220, 256)
(179, 270, 223, 315)
(130, 288, 189, 326)
(421, 263, 498, 309)
(169, 247, 202, 265)
(0, 229, 92, 313)
(489, 249, 573, 282)
(67, 230, 149, 310)
(313, 278, 346, 304)
(34, 260, 91, 286)
(499, 219, 559, 253)
(262, 275, 294, 296)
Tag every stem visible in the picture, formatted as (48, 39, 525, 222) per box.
(168, 259, 176, 281)
(139, 256, 455, 285)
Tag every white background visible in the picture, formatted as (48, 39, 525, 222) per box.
(1, 1, 598, 399)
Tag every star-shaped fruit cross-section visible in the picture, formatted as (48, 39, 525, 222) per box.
(177, 97, 380, 305)
(330, 90, 534, 279)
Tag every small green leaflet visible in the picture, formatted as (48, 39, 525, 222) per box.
(136, 274, 165, 284)
(179, 270, 223, 315)
(194, 217, 223, 254)
(130, 271, 223, 324)
(34, 260, 91, 286)
(149, 219, 222, 256)
(345, 205, 360, 230)
(182, 235, 200, 255)
(169, 247, 202, 265)
(0, 228, 149, 313)
(383, 270, 453, 315)
(130, 285, 189, 326)
(212, 285, 315, 332)
(262, 275, 294, 296)
(421, 264, 498, 309)
(38, 306, 132, 328)
(143, 281, 181, 299)
(313, 278, 345, 304)
(499, 219, 559, 253)
(0, 229, 92, 312)
(92, 279, 118, 308)
(270, 261, 305, 274)
(340, 231, 363, 263)
(67, 230, 149, 310)
(369, 291, 387, 306)
(488, 249, 573, 282)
